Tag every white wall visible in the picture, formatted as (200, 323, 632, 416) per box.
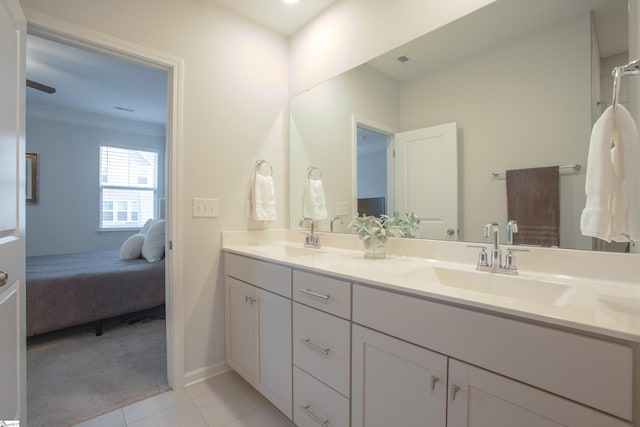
(25, 107, 166, 256)
(19, 0, 289, 381)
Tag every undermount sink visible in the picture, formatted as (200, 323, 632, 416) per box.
(252, 244, 327, 257)
(433, 267, 571, 304)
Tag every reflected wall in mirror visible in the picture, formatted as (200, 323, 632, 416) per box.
(290, 0, 631, 251)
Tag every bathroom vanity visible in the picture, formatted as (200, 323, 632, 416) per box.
(223, 231, 639, 427)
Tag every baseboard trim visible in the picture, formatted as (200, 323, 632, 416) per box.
(183, 361, 230, 388)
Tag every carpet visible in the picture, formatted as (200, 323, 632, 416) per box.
(27, 307, 169, 427)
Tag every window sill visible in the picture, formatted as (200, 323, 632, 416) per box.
(97, 228, 141, 233)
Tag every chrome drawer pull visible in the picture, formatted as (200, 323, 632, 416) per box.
(300, 404, 329, 426)
(299, 288, 330, 300)
(300, 338, 330, 355)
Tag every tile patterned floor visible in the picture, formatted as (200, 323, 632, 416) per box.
(71, 371, 295, 427)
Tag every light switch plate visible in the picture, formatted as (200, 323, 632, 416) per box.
(193, 198, 219, 218)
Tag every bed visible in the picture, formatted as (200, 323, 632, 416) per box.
(26, 249, 165, 337)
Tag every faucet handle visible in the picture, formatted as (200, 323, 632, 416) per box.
(506, 220, 518, 244)
(483, 222, 499, 238)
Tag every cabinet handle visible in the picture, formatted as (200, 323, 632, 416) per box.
(245, 296, 257, 304)
(450, 384, 460, 400)
(0, 271, 8, 288)
(300, 338, 330, 355)
(430, 375, 439, 391)
(299, 288, 330, 300)
(300, 404, 329, 426)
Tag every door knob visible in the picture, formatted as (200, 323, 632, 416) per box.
(447, 228, 455, 236)
(0, 271, 8, 288)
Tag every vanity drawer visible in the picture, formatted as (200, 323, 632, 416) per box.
(294, 366, 350, 427)
(293, 270, 351, 319)
(224, 252, 291, 298)
(293, 302, 350, 397)
(353, 284, 634, 421)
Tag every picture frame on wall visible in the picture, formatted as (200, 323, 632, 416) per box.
(26, 152, 38, 204)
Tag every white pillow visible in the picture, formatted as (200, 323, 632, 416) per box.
(142, 219, 165, 262)
(140, 218, 155, 235)
(120, 233, 145, 260)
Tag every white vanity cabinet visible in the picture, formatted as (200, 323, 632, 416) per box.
(447, 358, 631, 427)
(352, 324, 448, 427)
(292, 270, 352, 427)
(352, 284, 634, 427)
(224, 253, 293, 419)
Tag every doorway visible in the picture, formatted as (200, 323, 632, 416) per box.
(23, 20, 184, 425)
(356, 126, 392, 216)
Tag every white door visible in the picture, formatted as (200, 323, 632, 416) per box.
(352, 324, 448, 427)
(0, 0, 26, 422)
(395, 123, 458, 240)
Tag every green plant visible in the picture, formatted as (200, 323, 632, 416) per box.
(349, 214, 404, 250)
(388, 212, 422, 238)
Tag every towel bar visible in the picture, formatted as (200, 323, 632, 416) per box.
(492, 163, 580, 178)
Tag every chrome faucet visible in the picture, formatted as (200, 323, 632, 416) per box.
(484, 222, 501, 268)
(330, 215, 344, 233)
(299, 217, 321, 248)
(473, 222, 527, 275)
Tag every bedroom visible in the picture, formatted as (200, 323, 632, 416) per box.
(25, 33, 170, 426)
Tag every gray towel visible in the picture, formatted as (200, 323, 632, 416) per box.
(506, 166, 559, 247)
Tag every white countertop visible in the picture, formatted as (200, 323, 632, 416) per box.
(222, 230, 640, 343)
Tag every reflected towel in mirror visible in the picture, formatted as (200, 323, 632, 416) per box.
(506, 166, 560, 247)
(303, 178, 327, 220)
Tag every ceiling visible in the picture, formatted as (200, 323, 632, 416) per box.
(26, 0, 338, 126)
(213, 0, 339, 36)
(366, 0, 628, 82)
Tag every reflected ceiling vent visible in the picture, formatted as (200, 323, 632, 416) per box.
(115, 106, 135, 112)
(397, 55, 411, 63)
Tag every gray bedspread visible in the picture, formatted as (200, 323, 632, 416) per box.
(26, 249, 165, 336)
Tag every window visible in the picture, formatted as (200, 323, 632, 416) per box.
(100, 146, 158, 229)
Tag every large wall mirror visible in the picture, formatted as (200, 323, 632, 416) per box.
(290, 0, 632, 251)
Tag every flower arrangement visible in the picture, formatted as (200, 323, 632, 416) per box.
(349, 212, 422, 258)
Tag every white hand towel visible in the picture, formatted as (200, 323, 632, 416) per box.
(581, 105, 640, 242)
(303, 178, 328, 220)
(251, 173, 277, 221)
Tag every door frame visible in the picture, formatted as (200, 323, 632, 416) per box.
(24, 10, 186, 388)
(351, 115, 397, 217)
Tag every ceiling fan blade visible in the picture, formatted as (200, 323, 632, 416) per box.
(26, 79, 56, 94)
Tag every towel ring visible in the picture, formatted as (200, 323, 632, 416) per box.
(255, 159, 273, 177)
(307, 166, 323, 180)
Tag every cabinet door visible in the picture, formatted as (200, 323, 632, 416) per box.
(352, 324, 447, 427)
(256, 288, 292, 419)
(225, 277, 256, 383)
(447, 359, 612, 427)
